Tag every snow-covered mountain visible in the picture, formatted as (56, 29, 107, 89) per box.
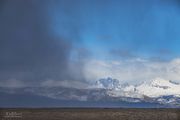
(0, 77, 180, 107)
(94, 77, 180, 98)
(92, 77, 180, 107)
(136, 78, 180, 97)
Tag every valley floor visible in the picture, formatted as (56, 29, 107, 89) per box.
(0, 108, 179, 120)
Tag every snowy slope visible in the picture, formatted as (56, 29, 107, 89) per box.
(136, 78, 180, 97)
(93, 77, 180, 100)
(94, 78, 143, 98)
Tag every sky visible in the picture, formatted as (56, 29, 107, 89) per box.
(50, 0, 180, 60)
(0, 0, 180, 87)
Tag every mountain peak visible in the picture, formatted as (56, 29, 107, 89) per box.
(95, 77, 121, 90)
(136, 77, 180, 97)
(150, 77, 171, 87)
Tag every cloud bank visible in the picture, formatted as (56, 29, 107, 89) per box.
(84, 58, 180, 84)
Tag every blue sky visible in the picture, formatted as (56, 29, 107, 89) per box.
(1, 0, 180, 87)
(50, 0, 180, 61)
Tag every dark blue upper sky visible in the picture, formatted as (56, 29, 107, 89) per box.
(50, 0, 180, 61)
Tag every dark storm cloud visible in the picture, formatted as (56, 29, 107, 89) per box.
(0, 0, 86, 85)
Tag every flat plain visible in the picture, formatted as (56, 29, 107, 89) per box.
(0, 108, 179, 120)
